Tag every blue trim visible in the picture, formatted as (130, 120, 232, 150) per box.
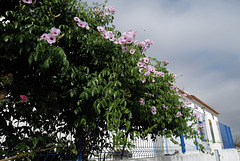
(153, 140, 157, 157)
(165, 135, 168, 154)
(228, 127, 235, 148)
(194, 135, 199, 150)
(180, 134, 186, 153)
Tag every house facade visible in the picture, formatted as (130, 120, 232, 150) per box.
(155, 91, 239, 161)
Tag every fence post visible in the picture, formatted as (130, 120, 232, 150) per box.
(165, 135, 168, 154)
(153, 140, 157, 157)
(180, 134, 186, 153)
(77, 139, 82, 161)
(152, 134, 157, 157)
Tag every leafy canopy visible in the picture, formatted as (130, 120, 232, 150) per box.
(0, 0, 203, 159)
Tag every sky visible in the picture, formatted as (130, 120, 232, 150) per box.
(86, 0, 240, 138)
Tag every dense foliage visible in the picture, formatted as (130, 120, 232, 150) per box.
(0, 0, 203, 160)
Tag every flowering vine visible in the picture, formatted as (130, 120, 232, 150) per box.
(40, 27, 61, 44)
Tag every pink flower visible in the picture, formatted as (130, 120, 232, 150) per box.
(140, 98, 145, 105)
(162, 104, 168, 110)
(40, 33, 48, 40)
(50, 27, 61, 36)
(102, 32, 109, 39)
(22, 0, 32, 4)
(139, 68, 143, 73)
(130, 49, 136, 54)
(181, 104, 185, 107)
(122, 46, 128, 53)
(97, 26, 105, 32)
(30, 9, 34, 13)
(46, 34, 56, 44)
(142, 78, 146, 83)
(176, 105, 181, 109)
(176, 111, 182, 117)
(74, 17, 80, 22)
(137, 62, 144, 67)
(152, 78, 155, 82)
(20, 95, 27, 103)
(77, 21, 87, 28)
(182, 94, 187, 97)
(152, 106, 157, 115)
(144, 71, 150, 76)
(194, 113, 199, 117)
(170, 85, 176, 90)
(194, 105, 199, 110)
(154, 71, 161, 77)
(86, 25, 90, 30)
(143, 57, 149, 63)
(173, 75, 177, 78)
(147, 65, 155, 72)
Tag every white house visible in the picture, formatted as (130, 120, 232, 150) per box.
(151, 90, 239, 161)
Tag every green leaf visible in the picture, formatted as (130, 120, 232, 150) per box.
(33, 138, 38, 149)
(14, 21, 18, 29)
(19, 36, 23, 43)
(96, 103, 101, 114)
(71, 149, 78, 155)
(126, 121, 130, 132)
(4, 36, 9, 42)
(43, 59, 49, 68)
(28, 55, 33, 65)
(46, 143, 54, 147)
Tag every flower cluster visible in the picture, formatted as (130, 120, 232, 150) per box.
(152, 106, 157, 115)
(97, 26, 116, 41)
(170, 84, 179, 93)
(74, 17, 90, 30)
(137, 56, 164, 79)
(41, 27, 61, 44)
(185, 100, 192, 105)
(104, 6, 116, 15)
(93, 6, 116, 17)
(135, 39, 154, 50)
(20, 95, 27, 103)
(115, 31, 137, 45)
(97, 27, 154, 54)
(162, 59, 169, 65)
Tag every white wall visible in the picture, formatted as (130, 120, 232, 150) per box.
(114, 149, 239, 161)
(220, 149, 239, 161)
